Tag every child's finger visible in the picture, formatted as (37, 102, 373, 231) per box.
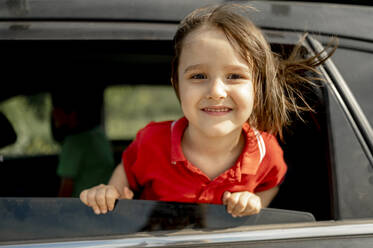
(226, 192, 240, 214)
(231, 192, 249, 216)
(242, 194, 262, 216)
(80, 189, 88, 206)
(106, 187, 120, 211)
(96, 187, 109, 214)
(222, 191, 231, 205)
(87, 188, 101, 214)
(82, 184, 100, 207)
(122, 186, 134, 199)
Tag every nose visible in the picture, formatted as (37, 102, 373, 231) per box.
(207, 78, 227, 100)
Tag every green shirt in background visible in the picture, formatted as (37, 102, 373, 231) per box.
(57, 126, 115, 197)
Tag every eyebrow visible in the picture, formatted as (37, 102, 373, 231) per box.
(183, 64, 251, 75)
(183, 64, 204, 74)
(223, 65, 251, 74)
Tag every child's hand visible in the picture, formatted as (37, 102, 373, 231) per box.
(80, 184, 134, 215)
(222, 191, 262, 217)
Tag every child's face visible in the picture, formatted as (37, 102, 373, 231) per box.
(178, 25, 254, 138)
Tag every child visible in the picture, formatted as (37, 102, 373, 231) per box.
(52, 90, 115, 197)
(80, 4, 334, 217)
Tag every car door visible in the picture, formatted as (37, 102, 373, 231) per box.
(1, 1, 373, 247)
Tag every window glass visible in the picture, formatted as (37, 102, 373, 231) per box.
(0, 93, 60, 156)
(332, 47, 373, 127)
(327, 83, 373, 219)
(104, 85, 183, 140)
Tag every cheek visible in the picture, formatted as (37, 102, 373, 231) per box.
(179, 95, 189, 114)
(178, 82, 194, 113)
(236, 84, 254, 107)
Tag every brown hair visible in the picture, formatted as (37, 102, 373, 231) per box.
(171, 4, 336, 139)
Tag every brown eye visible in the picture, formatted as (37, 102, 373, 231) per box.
(191, 73, 207, 80)
(227, 74, 242, 80)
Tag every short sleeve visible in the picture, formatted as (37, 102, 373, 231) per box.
(254, 135, 287, 192)
(122, 128, 145, 192)
(57, 135, 82, 179)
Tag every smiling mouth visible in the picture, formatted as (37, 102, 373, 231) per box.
(201, 107, 232, 113)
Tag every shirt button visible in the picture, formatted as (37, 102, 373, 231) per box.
(171, 161, 177, 165)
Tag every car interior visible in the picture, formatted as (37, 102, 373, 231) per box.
(0, 38, 334, 223)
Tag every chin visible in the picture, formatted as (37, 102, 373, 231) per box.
(201, 123, 239, 138)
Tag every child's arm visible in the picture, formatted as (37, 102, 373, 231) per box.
(80, 163, 134, 215)
(222, 186, 279, 217)
(256, 186, 279, 207)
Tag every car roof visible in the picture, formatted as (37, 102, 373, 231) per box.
(0, 0, 372, 41)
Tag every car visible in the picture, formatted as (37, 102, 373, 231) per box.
(0, 0, 373, 247)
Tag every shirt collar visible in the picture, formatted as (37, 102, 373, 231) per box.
(170, 117, 266, 175)
(240, 123, 265, 175)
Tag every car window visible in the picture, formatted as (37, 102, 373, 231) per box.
(2, 1, 373, 246)
(332, 47, 373, 128)
(104, 85, 182, 140)
(327, 69, 373, 219)
(1, 41, 372, 248)
(0, 93, 60, 156)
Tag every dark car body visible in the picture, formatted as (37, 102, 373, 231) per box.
(0, 0, 373, 247)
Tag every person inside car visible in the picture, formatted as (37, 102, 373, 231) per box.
(80, 3, 335, 217)
(52, 89, 115, 197)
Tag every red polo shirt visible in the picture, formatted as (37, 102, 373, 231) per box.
(122, 117, 287, 205)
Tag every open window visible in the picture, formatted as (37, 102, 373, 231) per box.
(0, 31, 372, 245)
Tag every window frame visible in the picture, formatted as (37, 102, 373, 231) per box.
(1, 7, 373, 245)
